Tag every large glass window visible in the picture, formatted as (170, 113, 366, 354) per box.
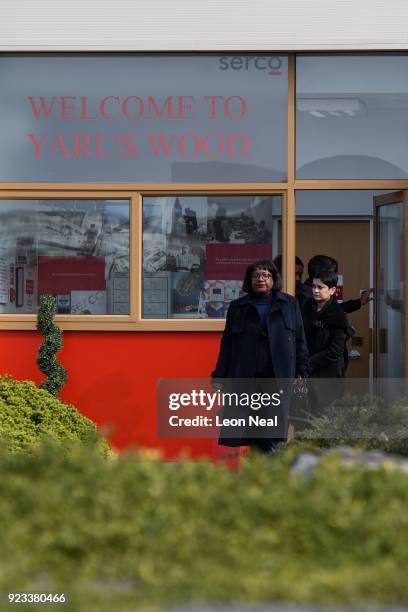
(0, 199, 130, 315)
(0, 54, 288, 183)
(296, 55, 408, 178)
(142, 195, 282, 318)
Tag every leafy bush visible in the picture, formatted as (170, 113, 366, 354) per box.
(36, 294, 68, 396)
(296, 394, 408, 455)
(0, 375, 110, 456)
(0, 442, 408, 611)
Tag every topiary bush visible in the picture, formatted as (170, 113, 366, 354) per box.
(36, 294, 68, 396)
(0, 375, 110, 456)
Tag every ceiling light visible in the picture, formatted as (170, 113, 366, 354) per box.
(297, 98, 365, 115)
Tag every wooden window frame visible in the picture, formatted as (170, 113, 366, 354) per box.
(3, 55, 408, 330)
(0, 185, 288, 331)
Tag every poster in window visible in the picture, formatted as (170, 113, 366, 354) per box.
(205, 243, 272, 280)
(171, 271, 203, 318)
(207, 197, 273, 244)
(165, 236, 205, 273)
(0, 247, 8, 304)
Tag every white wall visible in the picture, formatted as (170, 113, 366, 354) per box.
(1, 0, 408, 51)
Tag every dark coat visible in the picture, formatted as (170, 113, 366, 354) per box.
(212, 291, 310, 380)
(302, 297, 348, 378)
(296, 280, 313, 308)
(212, 291, 310, 447)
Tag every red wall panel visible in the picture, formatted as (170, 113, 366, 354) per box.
(0, 331, 222, 459)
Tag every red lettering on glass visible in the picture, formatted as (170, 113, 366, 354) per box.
(122, 97, 144, 120)
(178, 132, 201, 159)
(60, 97, 77, 120)
(204, 96, 224, 120)
(120, 134, 138, 158)
(148, 132, 177, 156)
(27, 133, 48, 158)
(202, 132, 226, 158)
(73, 133, 92, 158)
(100, 96, 120, 119)
(95, 133, 112, 158)
(177, 96, 194, 120)
(147, 96, 174, 120)
(229, 132, 250, 158)
(224, 96, 247, 120)
(49, 133, 70, 158)
(80, 96, 97, 121)
(28, 97, 57, 120)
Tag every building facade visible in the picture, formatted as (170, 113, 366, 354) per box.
(1, 1, 408, 456)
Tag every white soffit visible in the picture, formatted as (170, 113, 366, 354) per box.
(0, 0, 408, 51)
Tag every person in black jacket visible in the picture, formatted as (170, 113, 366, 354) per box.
(303, 254, 374, 373)
(303, 255, 373, 313)
(302, 270, 349, 414)
(212, 259, 309, 453)
(273, 254, 310, 307)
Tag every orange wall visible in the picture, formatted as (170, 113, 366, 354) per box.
(0, 330, 222, 459)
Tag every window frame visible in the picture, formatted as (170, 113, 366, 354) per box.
(0, 184, 289, 331)
(5, 54, 408, 330)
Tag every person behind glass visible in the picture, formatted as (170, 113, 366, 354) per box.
(273, 255, 308, 306)
(302, 270, 349, 413)
(212, 259, 309, 453)
(303, 255, 373, 313)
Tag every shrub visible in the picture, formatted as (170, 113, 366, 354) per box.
(0, 375, 110, 456)
(36, 294, 68, 396)
(0, 444, 407, 611)
(296, 393, 408, 455)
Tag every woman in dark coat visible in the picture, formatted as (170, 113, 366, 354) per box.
(212, 259, 309, 452)
(301, 270, 349, 414)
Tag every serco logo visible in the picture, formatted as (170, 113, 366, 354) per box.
(219, 56, 283, 75)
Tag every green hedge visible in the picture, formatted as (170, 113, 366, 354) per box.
(0, 375, 110, 456)
(295, 394, 408, 455)
(0, 443, 408, 611)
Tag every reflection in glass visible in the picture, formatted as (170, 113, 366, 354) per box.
(0, 54, 288, 183)
(0, 200, 130, 314)
(377, 203, 404, 377)
(296, 55, 408, 178)
(142, 195, 282, 319)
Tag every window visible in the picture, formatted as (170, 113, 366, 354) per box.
(142, 195, 282, 319)
(0, 54, 288, 183)
(0, 197, 130, 316)
(0, 190, 285, 329)
(296, 54, 408, 178)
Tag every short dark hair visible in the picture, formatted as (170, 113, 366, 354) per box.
(273, 255, 303, 275)
(273, 255, 282, 273)
(313, 270, 338, 289)
(308, 254, 338, 278)
(242, 259, 282, 295)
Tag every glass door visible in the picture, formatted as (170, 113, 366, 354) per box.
(374, 191, 408, 378)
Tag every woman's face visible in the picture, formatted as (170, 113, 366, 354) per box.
(251, 268, 274, 296)
(312, 278, 336, 304)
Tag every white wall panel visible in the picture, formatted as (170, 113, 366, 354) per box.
(1, 0, 408, 51)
